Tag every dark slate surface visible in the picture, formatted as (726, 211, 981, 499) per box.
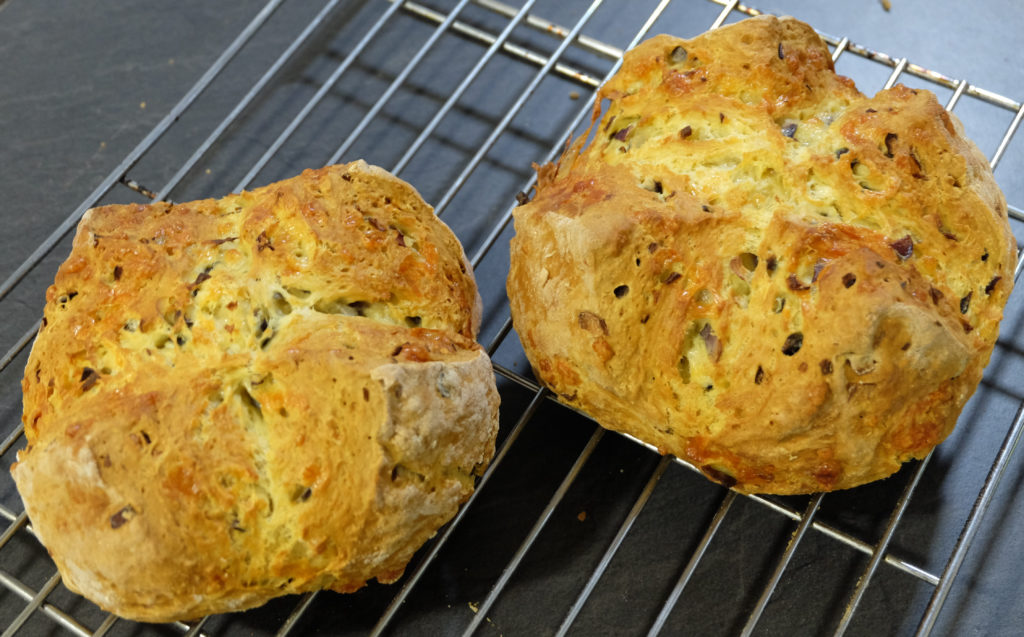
(0, 1, 1022, 636)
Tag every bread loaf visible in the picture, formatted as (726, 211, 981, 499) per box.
(14, 161, 500, 621)
(507, 16, 1015, 494)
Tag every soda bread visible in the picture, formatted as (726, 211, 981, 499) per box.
(14, 162, 500, 621)
(507, 16, 1015, 494)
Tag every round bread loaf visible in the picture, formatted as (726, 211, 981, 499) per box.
(14, 161, 499, 621)
(507, 16, 1016, 494)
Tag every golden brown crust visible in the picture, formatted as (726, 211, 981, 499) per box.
(14, 161, 499, 621)
(508, 16, 1015, 494)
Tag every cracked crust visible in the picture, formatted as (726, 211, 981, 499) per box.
(507, 16, 1015, 494)
(14, 162, 499, 621)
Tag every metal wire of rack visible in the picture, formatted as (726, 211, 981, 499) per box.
(0, 0, 1022, 635)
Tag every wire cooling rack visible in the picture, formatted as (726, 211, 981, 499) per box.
(1, 0, 1022, 635)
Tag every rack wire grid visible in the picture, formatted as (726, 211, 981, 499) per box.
(1, 0, 1023, 635)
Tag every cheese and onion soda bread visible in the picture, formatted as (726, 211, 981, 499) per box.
(14, 161, 500, 621)
(508, 16, 1016, 494)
